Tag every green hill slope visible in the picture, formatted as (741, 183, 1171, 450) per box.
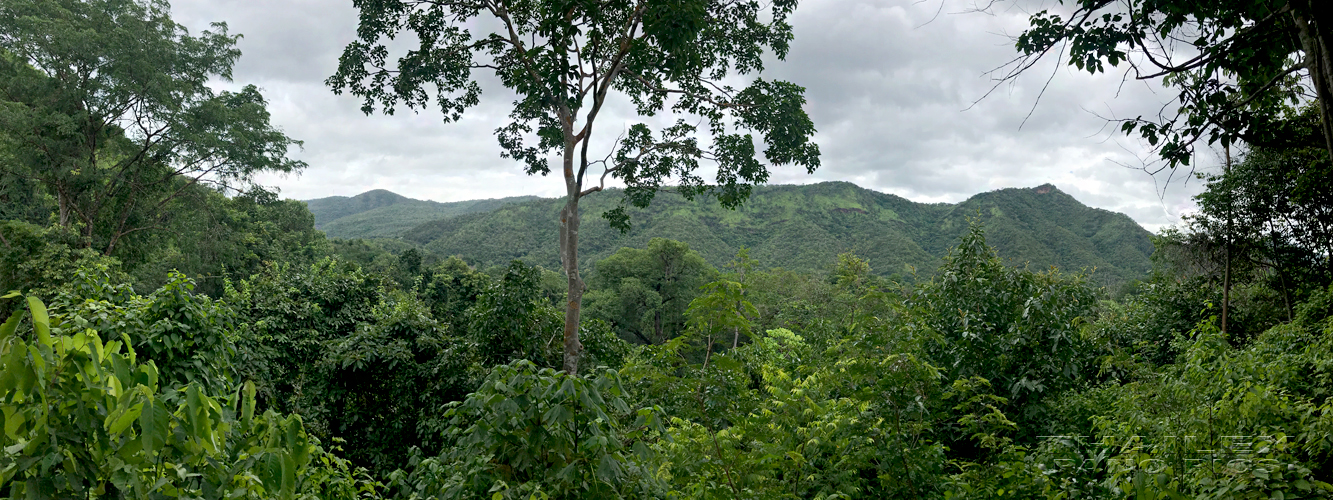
(305, 189, 410, 227)
(402, 182, 1155, 286)
(304, 190, 538, 239)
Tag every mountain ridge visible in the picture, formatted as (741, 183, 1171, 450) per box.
(303, 190, 539, 239)
(390, 181, 1155, 286)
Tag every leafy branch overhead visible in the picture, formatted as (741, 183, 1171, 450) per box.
(0, 0, 305, 256)
(998, 0, 1333, 168)
(327, 0, 820, 230)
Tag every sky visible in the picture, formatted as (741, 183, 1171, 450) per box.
(169, 0, 1215, 232)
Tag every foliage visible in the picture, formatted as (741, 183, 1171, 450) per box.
(914, 219, 1098, 442)
(1073, 317, 1333, 499)
(466, 261, 565, 367)
(1005, 0, 1331, 166)
(1194, 109, 1333, 281)
(684, 279, 757, 368)
(14, 0, 1333, 496)
(0, 167, 327, 302)
(585, 238, 717, 345)
(3, 193, 1330, 499)
(1181, 109, 1333, 332)
(0, 221, 125, 314)
(327, 0, 820, 227)
(743, 266, 849, 349)
(0, 0, 303, 256)
(418, 256, 493, 321)
(386, 361, 667, 499)
(227, 257, 471, 473)
(56, 268, 238, 394)
(226, 255, 629, 474)
(132, 186, 332, 296)
(330, 0, 821, 374)
(633, 287, 951, 498)
(0, 293, 381, 499)
(940, 377, 1068, 499)
(304, 287, 472, 475)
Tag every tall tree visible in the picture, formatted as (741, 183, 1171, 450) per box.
(585, 238, 716, 345)
(999, 1, 1333, 167)
(1188, 110, 1333, 320)
(329, 0, 821, 374)
(0, 0, 304, 256)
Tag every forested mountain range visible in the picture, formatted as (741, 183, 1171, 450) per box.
(304, 189, 538, 238)
(11, 1, 1333, 497)
(381, 181, 1153, 286)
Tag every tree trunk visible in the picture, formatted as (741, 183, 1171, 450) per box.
(1293, 1, 1333, 161)
(82, 213, 96, 249)
(560, 196, 584, 375)
(702, 333, 714, 370)
(733, 263, 746, 349)
(653, 310, 663, 344)
(56, 187, 70, 227)
(1222, 244, 1231, 333)
(1221, 144, 1232, 335)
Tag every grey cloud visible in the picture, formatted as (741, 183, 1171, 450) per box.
(171, 0, 1207, 232)
(174, 0, 358, 82)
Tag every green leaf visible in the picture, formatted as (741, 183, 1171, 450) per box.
(139, 398, 162, 453)
(25, 296, 51, 346)
(596, 453, 622, 483)
(242, 380, 256, 429)
(0, 308, 22, 341)
(106, 402, 145, 435)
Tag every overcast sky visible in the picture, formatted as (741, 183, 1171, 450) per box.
(169, 0, 1214, 232)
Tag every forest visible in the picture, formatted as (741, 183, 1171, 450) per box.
(308, 182, 1156, 289)
(4, 0, 1333, 498)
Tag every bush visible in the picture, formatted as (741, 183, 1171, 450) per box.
(388, 360, 667, 499)
(0, 294, 381, 498)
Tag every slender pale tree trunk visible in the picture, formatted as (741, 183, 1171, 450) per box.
(733, 263, 745, 349)
(56, 187, 71, 227)
(702, 333, 714, 370)
(1294, 1, 1333, 161)
(560, 144, 585, 375)
(560, 196, 585, 375)
(1221, 144, 1232, 335)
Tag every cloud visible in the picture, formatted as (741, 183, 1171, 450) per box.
(169, 0, 1210, 232)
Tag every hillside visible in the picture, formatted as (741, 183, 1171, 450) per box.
(304, 190, 538, 239)
(402, 182, 1155, 286)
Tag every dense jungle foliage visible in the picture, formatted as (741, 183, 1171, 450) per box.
(5, 0, 1333, 498)
(6, 209, 1333, 498)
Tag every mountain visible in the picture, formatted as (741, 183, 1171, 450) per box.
(303, 190, 538, 239)
(402, 182, 1156, 287)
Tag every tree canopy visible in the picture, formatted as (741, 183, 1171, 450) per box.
(328, 0, 821, 373)
(585, 238, 716, 345)
(0, 0, 303, 256)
